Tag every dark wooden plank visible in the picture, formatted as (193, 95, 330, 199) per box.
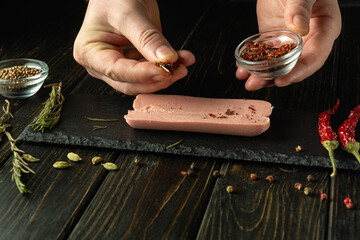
(328, 6, 360, 240)
(0, 143, 118, 239)
(197, 161, 330, 239)
(68, 153, 220, 240)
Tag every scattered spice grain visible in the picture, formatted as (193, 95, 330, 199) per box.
(226, 186, 234, 193)
(53, 161, 71, 169)
(294, 182, 303, 190)
(101, 162, 118, 171)
(186, 169, 195, 177)
(22, 154, 40, 162)
(307, 174, 315, 182)
(295, 145, 302, 152)
(134, 158, 142, 165)
(303, 187, 312, 196)
(346, 202, 354, 209)
(67, 152, 82, 162)
(212, 170, 224, 178)
(320, 190, 328, 201)
(91, 156, 103, 165)
(250, 173, 257, 180)
(265, 175, 274, 183)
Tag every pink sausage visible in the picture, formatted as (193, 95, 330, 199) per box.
(124, 94, 273, 137)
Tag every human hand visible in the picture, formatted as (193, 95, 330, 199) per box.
(73, 0, 195, 95)
(236, 0, 341, 91)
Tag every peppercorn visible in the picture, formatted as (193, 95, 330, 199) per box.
(295, 145, 302, 152)
(186, 169, 195, 177)
(307, 174, 315, 182)
(190, 162, 197, 171)
(212, 170, 224, 178)
(320, 190, 328, 201)
(294, 183, 303, 190)
(344, 197, 352, 205)
(250, 173, 257, 180)
(346, 202, 354, 209)
(134, 158, 142, 165)
(265, 175, 274, 183)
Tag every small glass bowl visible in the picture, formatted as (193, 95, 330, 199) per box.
(234, 29, 303, 80)
(0, 58, 49, 99)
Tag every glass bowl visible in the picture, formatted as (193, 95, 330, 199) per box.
(0, 58, 49, 99)
(234, 29, 303, 80)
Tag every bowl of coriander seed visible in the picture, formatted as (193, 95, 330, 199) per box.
(0, 58, 49, 99)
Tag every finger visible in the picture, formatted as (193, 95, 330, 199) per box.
(244, 75, 275, 91)
(89, 67, 187, 95)
(235, 66, 251, 80)
(118, 7, 178, 63)
(284, 0, 316, 36)
(274, 32, 333, 87)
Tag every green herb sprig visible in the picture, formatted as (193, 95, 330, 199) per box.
(30, 82, 64, 132)
(1, 100, 35, 194)
(166, 139, 184, 150)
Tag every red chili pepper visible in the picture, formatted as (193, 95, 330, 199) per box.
(338, 104, 360, 163)
(318, 99, 340, 177)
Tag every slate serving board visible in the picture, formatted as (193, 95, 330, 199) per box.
(19, 94, 360, 171)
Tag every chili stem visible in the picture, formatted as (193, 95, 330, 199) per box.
(345, 142, 360, 163)
(323, 140, 339, 177)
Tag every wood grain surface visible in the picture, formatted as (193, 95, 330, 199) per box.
(0, 0, 359, 239)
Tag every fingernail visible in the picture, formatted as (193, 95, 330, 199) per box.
(155, 45, 177, 61)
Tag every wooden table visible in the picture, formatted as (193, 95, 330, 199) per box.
(1, 0, 359, 239)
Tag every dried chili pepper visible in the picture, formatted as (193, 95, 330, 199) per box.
(155, 58, 181, 75)
(240, 41, 297, 61)
(318, 99, 340, 177)
(338, 104, 360, 163)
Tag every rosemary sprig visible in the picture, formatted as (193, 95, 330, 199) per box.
(165, 139, 184, 150)
(1, 100, 34, 194)
(85, 116, 119, 122)
(93, 125, 108, 131)
(30, 82, 65, 132)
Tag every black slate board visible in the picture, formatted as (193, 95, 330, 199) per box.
(19, 94, 360, 171)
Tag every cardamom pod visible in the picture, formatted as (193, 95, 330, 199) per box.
(101, 162, 118, 171)
(53, 161, 71, 169)
(22, 154, 40, 162)
(67, 152, 82, 162)
(92, 156, 103, 165)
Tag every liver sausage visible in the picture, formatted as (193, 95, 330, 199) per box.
(124, 94, 273, 136)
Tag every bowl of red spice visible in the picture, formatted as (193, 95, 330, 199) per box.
(0, 58, 49, 99)
(234, 29, 303, 80)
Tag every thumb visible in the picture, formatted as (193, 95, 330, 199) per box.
(284, 0, 316, 36)
(120, 11, 178, 63)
